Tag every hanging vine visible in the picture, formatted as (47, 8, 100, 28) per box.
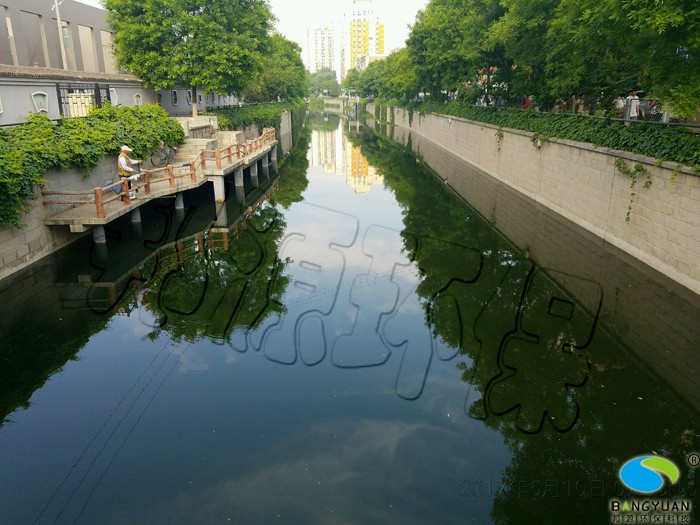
(615, 158, 652, 223)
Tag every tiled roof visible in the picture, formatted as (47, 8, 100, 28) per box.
(0, 64, 142, 83)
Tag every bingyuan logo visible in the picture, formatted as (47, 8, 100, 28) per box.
(619, 455, 680, 494)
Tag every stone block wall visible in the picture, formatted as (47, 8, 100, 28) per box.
(279, 110, 293, 155)
(386, 105, 700, 295)
(386, 117, 700, 411)
(0, 156, 117, 281)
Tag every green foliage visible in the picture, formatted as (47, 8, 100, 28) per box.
(0, 104, 184, 228)
(309, 96, 325, 113)
(615, 158, 652, 222)
(210, 100, 302, 132)
(242, 34, 309, 102)
(104, 0, 273, 100)
(414, 102, 700, 170)
(309, 69, 340, 97)
(271, 110, 311, 208)
(363, 0, 700, 117)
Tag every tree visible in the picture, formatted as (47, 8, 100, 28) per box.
(342, 68, 362, 96)
(309, 69, 340, 97)
(104, 0, 274, 116)
(407, 0, 505, 100)
(486, 0, 560, 106)
(243, 34, 309, 102)
(378, 49, 419, 101)
(620, 0, 700, 118)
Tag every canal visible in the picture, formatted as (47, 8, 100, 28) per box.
(0, 112, 698, 525)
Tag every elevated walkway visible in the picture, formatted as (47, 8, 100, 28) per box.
(42, 128, 278, 237)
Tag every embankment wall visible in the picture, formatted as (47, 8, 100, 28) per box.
(375, 105, 700, 296)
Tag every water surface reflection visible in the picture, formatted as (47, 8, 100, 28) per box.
(0, 114, 697, 525)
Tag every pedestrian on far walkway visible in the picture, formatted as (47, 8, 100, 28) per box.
(626, 89, 641, 120)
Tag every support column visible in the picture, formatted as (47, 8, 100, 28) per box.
(270, 147, 278, 175)
(93, 225, 106, 244)
(175, 192, 185, 210)
(131, 217, 143, 238)
(94, 242, 109, 266)
(250, 161, 259, 188)
(261, 155, 270, 179)
(131, 208, 142, 223)
(235, 184, 245, 204)
(213, 176, 226, 203)
(234, 167, 244, 188)
(214, 202, 228, 227)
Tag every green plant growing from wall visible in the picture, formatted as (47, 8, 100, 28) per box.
(0, 104, 183, 229)
(615, 158, 651, 223)
(495, 128, 504, 152)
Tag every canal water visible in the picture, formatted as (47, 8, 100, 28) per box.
(1, 113, 698, 525)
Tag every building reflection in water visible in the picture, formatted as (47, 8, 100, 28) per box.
(308, 115, 384, 194)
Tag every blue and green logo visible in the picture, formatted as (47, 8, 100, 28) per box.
(619, 455, 680, 494)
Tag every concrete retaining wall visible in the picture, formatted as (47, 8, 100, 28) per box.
(0, 108, 296, 281)
(0, 156, 117, 281)
(380, 105, 700, 295)
(279, 110, 293, 155)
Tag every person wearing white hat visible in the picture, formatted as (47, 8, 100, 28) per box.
(117, 145, 142, 200)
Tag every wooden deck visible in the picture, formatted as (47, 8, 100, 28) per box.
(42, 128, 277, 233)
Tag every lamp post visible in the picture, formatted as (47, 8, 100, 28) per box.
(52, 0, 68, 69)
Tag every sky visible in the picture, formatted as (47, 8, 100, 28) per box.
(74, 0, 429, 60)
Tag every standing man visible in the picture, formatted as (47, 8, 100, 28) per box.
(626, 89, 641, 120)
(118, 145, 141, 200)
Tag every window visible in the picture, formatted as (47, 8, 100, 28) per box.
(186, 90, 192, 105)
(171, 90, 178, 105)
(0, 96, 3, 114)
(134, 93, 143, 106)
(31, 92, 48, 112)
(109, 88, 118, 105)
(198, 93, 203, 105)
(155, 92, 162, 105)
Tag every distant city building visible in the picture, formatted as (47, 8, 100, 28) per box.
(346, 0, 385, 78)
(309, 24, 335, 75)
(356, 54, 386, 71)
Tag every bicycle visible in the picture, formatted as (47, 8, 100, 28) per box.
(150, 141, 176, 167)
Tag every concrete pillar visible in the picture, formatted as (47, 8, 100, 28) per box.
(270, 147, 278, 175)
(93, 225, 106, 244)
(234, 167, 244, 188)
(262, 155, 270, 179)
(214, 202, 228, 227)
(175, 192, 185, 210)
(93, 241, 109, 266)
(175, 206, 186, 227)
(131, 217, 144, 238)
(213, 176, 226, 202)
(250, 160, 259, 188)
(235, 184, 245, 204)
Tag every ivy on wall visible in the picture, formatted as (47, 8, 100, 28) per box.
(0, 104, 184, 228)
(210, 99, 304, 135)
(386, 101, 700, 172)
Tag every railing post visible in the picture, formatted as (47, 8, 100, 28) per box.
(143, 172, 151, 194)
(236, 143, 241, 159)
(121, 178, 131, 204)
(216, 149, 222, 169)
(190, 162, 196, 182)
(94, 188, 105, 218)
(226, 146, 232, 164)
(200, 150, 207, 169)
(168, 165, 175, 188)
